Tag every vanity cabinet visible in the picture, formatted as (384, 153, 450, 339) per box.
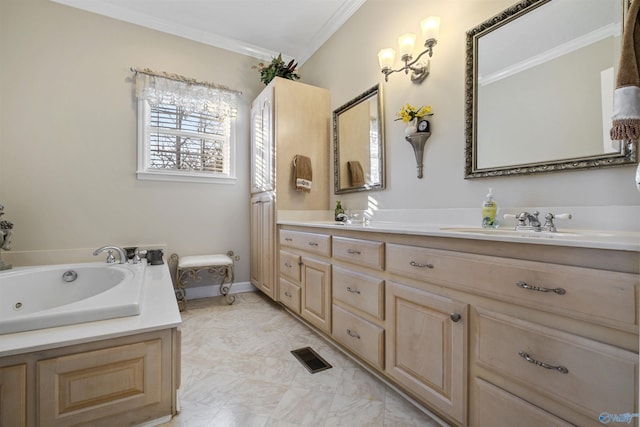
(0, 364, 26, 427)
(279, 230, 332, 333)
(250, 78, 330, 302)
(276, 224, 639, 427)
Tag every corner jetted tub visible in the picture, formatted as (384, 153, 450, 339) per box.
(0, 262, 145, 335)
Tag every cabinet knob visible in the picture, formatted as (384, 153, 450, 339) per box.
(450, 313, 462, 322)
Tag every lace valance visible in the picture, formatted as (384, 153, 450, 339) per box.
(133, 68, 238, 118)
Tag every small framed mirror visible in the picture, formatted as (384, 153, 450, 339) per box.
(465, 0, 636, 178)
(333, 84, 385, 194)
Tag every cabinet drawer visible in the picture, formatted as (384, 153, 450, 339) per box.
(387, 243, 638, 329)
(333, 266, 384, 319)
(280, 230, 331, 257)
(279, 250, 301, 282)
(332, 237, 384, 271)
(476, 308, 638, 421)
(332, 304, 384, 369)
(279, 277, 301, 313)
(473, 378, 575, 427)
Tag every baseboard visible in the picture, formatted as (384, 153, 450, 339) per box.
(185, 281, 256, 300)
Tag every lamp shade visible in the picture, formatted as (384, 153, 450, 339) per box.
(397, 33, 416, 58)
(377, 48, 396, 70)
(420, 16, 440, 41)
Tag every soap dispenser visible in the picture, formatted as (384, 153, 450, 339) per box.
(335, 201, 345, 221)
(481, 188, 498, 228)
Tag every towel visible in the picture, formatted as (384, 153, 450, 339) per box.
(610, 0, 640, 141)
(348, 160, 365, 187)
(292, 155, 312, 192)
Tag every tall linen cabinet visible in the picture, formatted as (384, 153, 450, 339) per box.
(250, 77, 330, 300)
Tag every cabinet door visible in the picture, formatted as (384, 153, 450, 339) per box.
(386, 281, 468, 425)
(250, 88, 273, 193)
(250, 195, 275, 299)
(0, 364, 26, 427)
(301, 257, 331, 333)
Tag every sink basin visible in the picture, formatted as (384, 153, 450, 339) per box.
(440, 227, 615, 239)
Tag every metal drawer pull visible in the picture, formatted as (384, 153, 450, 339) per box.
(346, 286, 361, 294)
(518, 351, 569, 374)
(284, 237, 293, 242)
(347, 249, 361, 255)
(450, 313, 461, 322)
(308, 242, 319, 246)
(284, 291, 292, 298)
(410, 260, 434, 269)
(516, 281, 566, 295)
(284, 262, 293, 268)
(347, 329, 361, 339)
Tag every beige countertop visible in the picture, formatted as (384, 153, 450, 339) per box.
(277, 220, 640, 252)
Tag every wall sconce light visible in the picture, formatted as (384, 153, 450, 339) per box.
(377, 16, 440, 84)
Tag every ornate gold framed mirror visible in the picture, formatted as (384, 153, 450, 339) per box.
(465, 0, 636, 178)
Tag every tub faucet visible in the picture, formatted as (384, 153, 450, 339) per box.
(93, 245, 128, 264)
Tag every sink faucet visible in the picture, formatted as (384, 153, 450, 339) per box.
(93, 245, 128, 264)
(516, 211, 542, 231)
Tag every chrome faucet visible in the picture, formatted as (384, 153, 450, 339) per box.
(516, 211, 542, 231)
(507, 211, 572, 232)
(93, 245, 128, 264)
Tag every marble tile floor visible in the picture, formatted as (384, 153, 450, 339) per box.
(160, 291, 445, 427)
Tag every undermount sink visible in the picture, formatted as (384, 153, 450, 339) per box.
(440, 227, 615, 239)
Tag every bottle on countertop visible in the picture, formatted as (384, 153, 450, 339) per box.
(335, 201, 346, 222)
(481, 188, 498, 228)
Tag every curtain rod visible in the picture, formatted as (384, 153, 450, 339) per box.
(130, 67, 242, 95)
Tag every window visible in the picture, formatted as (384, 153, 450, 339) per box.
(135, 71, 238, 183)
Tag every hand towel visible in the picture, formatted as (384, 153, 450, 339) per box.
(610, 0, 640, 141)
(292, 155, 312, 192)
(348, 160, 365, 187)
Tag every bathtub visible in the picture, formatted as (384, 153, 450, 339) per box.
(0, 261, 145, 335)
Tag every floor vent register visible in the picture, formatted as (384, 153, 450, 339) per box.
(290, 347, 332, 374)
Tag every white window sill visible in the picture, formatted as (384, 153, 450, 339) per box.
(137, 170, 237, 184)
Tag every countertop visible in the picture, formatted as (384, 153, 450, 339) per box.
(0, 261, 182, 357)
(277, 220, 640, 252)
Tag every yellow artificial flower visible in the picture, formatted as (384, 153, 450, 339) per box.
(396, 104, 433, 122)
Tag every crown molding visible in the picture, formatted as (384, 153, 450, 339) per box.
(49, 0, 365, 65)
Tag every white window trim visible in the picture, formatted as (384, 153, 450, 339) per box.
(136, 100, 237, 184)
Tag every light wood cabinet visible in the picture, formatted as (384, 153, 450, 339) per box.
(277, 224, 638, 427)
(475, 308, 637, 426)
(386, 280, 468, 425)
(0, 364, 26, 427)
(38, 340, 163, 427)
(473, 378, 575, 427)
(301, 256, 332, 333)
(0, 328, 179, 427)
(280, 230, 332, 333)
(251, 194, 275, 299)
(250, 78, 329, 301)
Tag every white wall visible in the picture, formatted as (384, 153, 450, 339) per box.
(0, 0, 267, 280)
(300, 0, 640, 215)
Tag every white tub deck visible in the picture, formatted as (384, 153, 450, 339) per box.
(0, 260, 181, 357)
